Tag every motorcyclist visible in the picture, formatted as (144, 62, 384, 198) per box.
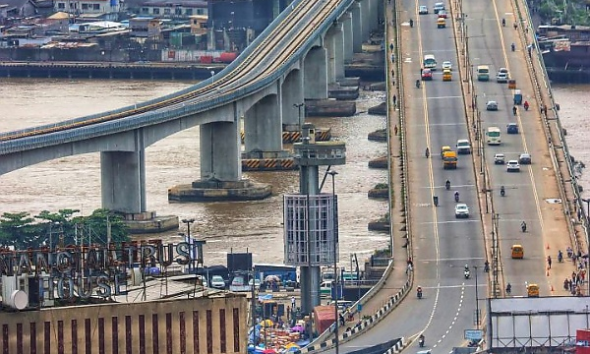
(433, 195, 439, 207)
(484, 261, 490, 272)
(464, 264, 470, 278)
(416, 79, 421, 88)
(425, 147, 430, 158)
(506, 283, 512, 293)
(524, 101, 530, 111)
(521, 221, 527, 232)
(513, 106, 517, 116)
(502, 18, 506, 27)
(511, 42, 516, 51)
(410, 18, 414, 28)
(417, 286, 423, 298)
(454, 191, 460, 202)
(558, 250, 563, 263)
(500, 185, 506, 197)
(445, 180, 451, 190)
(419, 334, 425, 347)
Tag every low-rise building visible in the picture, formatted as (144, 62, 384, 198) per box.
(135, 0, 207, 19)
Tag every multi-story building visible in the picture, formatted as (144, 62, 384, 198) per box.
(135, 0, 207, 19)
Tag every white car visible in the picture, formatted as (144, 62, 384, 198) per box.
(496, 72, 508, 83)
(486, 101, 498, 111)
(210, 275, 226, 289)
(419, 5, 429, 14)
(442, 61, 452, 70)
(455, 203, 470, 218)
(507, 160, 521, 172)
(494, 153, 505, 164)
(456, 139, 471, 154)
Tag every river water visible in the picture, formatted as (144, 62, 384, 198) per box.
(0, 78, 390, 267)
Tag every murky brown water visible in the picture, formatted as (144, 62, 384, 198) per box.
(0, 78, 390, 267)
(552, 85, 590, 199)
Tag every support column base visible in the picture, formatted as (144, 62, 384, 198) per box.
(168, 179, 272, 202)
(338, 77, 361, 87)
(121, 212, 179, 234)
(328, 83, 359, 100)
(241, 150, 297, 171)
(304, 99, 356, 117)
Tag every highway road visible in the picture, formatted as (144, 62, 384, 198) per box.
(465, 0, 565, 296)
(319, 0, 487, 353)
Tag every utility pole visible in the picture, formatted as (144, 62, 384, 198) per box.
(474, 265, 480, 329)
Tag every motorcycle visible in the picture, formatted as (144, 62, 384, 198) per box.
(433, 196, 439, 207)
(521, 222, 527, 233)
(500, 186, 506, 197)
(484, 262, 490, 273)
(502, 18, 506, 27)
(454, 192, 460, 202)
(445, 180, 451, 190)
(464, 269, 470, 279)
(410, 19, 414, 28)
(425, 147, 430, 158)
(419, 337, 425, 348)
(513, 106, 517, 116)
(558, 250, 563, 263)
(524, 101, 530, 111)
(416, 79, 421, 89)
(506, 283, 512, 294)
(417, 289, 423, 299)
(511, 43, 516, 52)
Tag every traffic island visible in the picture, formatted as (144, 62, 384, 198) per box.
(368, 156, 388, 169)
(168, 179, 272, 202)
(121, 212, 179, 234)
(304, 99, 356, 117)
(368, 129, 387, 142)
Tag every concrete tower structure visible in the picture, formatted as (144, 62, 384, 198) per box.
(283, 124, 346, 315)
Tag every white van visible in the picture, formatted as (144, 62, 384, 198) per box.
(486, 127, 502, 145)
(423, 55, 437, 70)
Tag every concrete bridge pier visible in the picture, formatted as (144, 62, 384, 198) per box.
(342, 12, 354, 64)
(351, 2, 363, 53)
(326, 22, 359, 100)
(281, 68, 305, 132)
(360, 0, 371, 42)
(243, 90, 285, 159)
(303, 46, 328, 100)
(101, 149, 178, 234)
(369, 0, 379, 32)
(169, 104, 272, 200)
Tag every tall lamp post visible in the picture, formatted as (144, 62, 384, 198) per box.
(327, 170, 339, 354)
(293, 103, 305, 133)
(474, 265, 480, 329)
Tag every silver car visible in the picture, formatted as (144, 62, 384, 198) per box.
(486, 101, 498, 111)
(455, 203, 470, 218)
(507, 160, 521, 172)
(519, 153, 532, 164)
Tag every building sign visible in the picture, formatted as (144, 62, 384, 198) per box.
(0, 241, 203, 300)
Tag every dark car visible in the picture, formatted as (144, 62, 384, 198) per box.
(519, 153, 532, 164)
(507, 123, 519, 134)
(422, 68, 433, 80)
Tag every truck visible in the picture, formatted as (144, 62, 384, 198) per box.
(443, 151, 458, 169)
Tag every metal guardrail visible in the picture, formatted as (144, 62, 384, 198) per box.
(512, 0, 589, 255)
(0, 0, 360, 156)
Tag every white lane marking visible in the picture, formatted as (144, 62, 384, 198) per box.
(422, 184, 477, 189)
(424, 95, 464, 99)
(419, 220, 481, 224)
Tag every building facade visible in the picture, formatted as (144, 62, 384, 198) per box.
(0, 294, 248, 354)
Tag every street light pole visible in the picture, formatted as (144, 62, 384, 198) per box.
(293, 103, 305, 133)
(327, 170, 339, 354)
(474, 265, 480, 329)
(182, 218, 195, 272)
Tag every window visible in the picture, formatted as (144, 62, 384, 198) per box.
(141, 7, 148, 13)
(81, 3, 88, 9)
(164, 8, 171, 14)
(93, 4, 100, 10)
(196, 9, 203, 15)
(57, 3, 65, 8)
(153, 8, 160, 14)
(175, 7, 182, 15)
(185, 8, 192, 15)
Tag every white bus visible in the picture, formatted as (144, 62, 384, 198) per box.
(486, 127, 502, 145)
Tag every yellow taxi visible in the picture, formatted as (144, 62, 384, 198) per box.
(441, 146, 452, 158)
(442, 69, 452, 81)
(511, 244, 524, 259)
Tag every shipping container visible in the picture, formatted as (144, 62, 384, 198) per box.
(314, 305, 336, 334)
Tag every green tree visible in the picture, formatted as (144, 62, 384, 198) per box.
(35, 209, 80, 247)
(72, 209, 129, 246)
(0, 212, 44, 249)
